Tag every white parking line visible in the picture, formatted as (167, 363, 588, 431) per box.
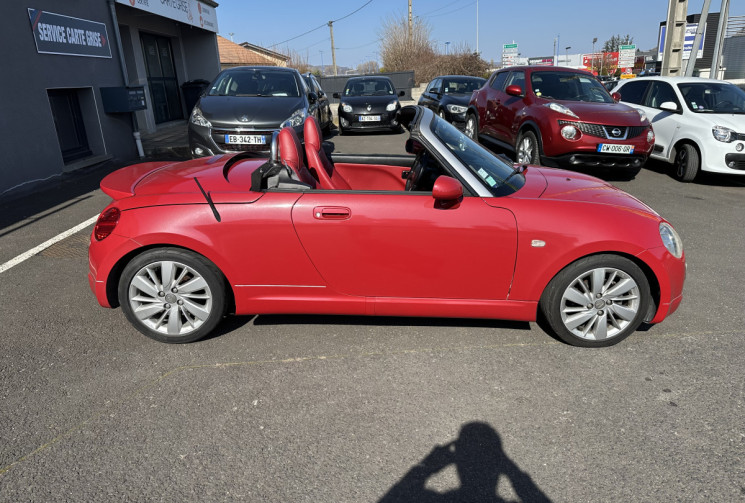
(0, 215, 99, 274)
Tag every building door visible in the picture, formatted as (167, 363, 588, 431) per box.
(141, 33, 182, 123)
(47, 89, 91, 163)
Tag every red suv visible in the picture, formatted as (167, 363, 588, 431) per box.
(466, 67, 655, 176)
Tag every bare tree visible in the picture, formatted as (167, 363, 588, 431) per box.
(285, 49, 313, 74)
(602, 34, 633, 53)
(379, 15, 437, 82)
(356, 60, 380, 75)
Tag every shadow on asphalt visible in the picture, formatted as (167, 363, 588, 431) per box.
(379, 421, 553, 502)
(251, 313, 531, 331)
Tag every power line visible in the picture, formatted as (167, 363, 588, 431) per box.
(419, 0, 460, 17)
(424, 1, 476, 19)
(270, 0, 374, 47)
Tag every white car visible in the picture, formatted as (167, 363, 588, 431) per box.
(611, 76, 745, 181)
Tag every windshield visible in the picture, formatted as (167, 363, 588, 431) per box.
(343, 79, 395, 96)
(431, 115, 524, 196)
(441, 78, 485, 94)
(677, 82, 745, 114)
(531, 71, 614, 103)
(208, 69, 300, 97)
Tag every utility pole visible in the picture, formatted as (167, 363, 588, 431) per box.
(328, 21, 338, 76)
(685, 0, 710, 76)
(408, 0, 413, 42)
(661, 0, 688, 76)
(592, 37, 597, 74)
(476, 0, 479, 54)
(710, 0, 730, 79)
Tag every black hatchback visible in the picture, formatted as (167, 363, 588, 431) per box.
(418, 75, 485, 128)
(188, 66, 318, 157)
(333, 76, 405, 134)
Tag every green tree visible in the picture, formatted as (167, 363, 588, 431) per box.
(602, 34, 633, 53)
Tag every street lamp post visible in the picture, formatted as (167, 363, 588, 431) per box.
(565, 46, 571, 66)
(445, 41, 450, 55)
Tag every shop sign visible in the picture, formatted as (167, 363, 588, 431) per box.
(117, 0, 218, 33)
(28, 9, 112, 58)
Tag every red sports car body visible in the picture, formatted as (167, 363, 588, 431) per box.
(89, 106, 685, 347)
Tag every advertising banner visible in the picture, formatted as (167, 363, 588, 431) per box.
(658, 23, 706, 60)
(116, 0, 218, 33)
(28, 9, 112, 58)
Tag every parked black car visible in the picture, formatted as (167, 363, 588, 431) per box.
(332, 76, 405, 134)
(418, 75, 486, 128)
(188, 66, 318, 157)
(302, 72, 333, 132)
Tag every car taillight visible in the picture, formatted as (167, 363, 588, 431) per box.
(94, 207, 120, 241)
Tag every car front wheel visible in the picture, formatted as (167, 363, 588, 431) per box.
(118, 248, 227, 343)
(464, 114, 478, 141)
(540, 255, 651, 347)
(516, 130, 540, 165)
(673, 143, 699, 182)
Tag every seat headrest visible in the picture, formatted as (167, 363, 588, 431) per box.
(303, 116, 322, 151)
(278, 127, 303, 171)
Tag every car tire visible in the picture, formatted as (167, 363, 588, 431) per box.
(338, 123, 345, 136)
(464, 113, 478, 141)
(438, 109, 446, 120)
(539, 254, 651, 348)
(118, 248, 227, 344)
(516, 130, 540, 165)
(673, 143, 699, 182)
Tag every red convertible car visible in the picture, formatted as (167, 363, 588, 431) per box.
(89, 106, 685, 347)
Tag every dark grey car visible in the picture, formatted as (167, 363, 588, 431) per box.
(188, 66, 318, 157)
(332, 76, 405, 135)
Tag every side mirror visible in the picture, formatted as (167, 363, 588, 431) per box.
(308, 91, 318, 103)
(611, 92, 621, 102)
(659, 101, 679, 113)
(398, 90, 406, 97)
(332, 92, 341, 99)
(432, 176, 463, 208)
(505, 84, 523, 97)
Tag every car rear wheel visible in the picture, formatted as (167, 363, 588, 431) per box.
(438, 109, 446, 120)
(540, 255, 651, 347)
(118, 248, 227, 344)
(516, 130, 540, 165)
(673, 143, 699, 182)
(464, 114, 478, 141)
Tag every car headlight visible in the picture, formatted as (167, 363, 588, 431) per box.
(561, 124, 579, 140)
(636, 108, 647, 123)
(446, 104, 468, 114)
(545, 102, 578, 118)
(190, 106, 211, 127)
(647, 128, 655, 143)
(712, 125, 734, 143)
(341, 102, 353, 113)
(386, 100, 398, 112)
(280, 108, 307, 129)
(659, 222, 683, 259)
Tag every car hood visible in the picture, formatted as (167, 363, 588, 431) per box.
(197, 95, 305, 129)
(100, 155, 266, 205)
(496, 166, 657, 215)
(548, 101, 644, 125)
(692, 112, 745, 130)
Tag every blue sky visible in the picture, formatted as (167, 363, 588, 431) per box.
(215, 0, 744, 68)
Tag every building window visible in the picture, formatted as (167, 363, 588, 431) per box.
(47, 89, 92, 163)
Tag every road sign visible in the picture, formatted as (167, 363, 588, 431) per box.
(618, 44, 636, 68)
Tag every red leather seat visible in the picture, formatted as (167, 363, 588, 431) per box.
(303, 116, 351, 190)
(278, 127, 316, 188)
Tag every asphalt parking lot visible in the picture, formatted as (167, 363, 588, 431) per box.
(1, 128, 744, 502)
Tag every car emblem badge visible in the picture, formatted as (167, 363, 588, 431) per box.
(239, 115, 249, 122)
(611, 128, 622, 137)
(366, 105, 372, 112)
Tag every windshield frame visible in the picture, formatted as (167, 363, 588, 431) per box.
(676, 81, 745, 114)
(530, 70, 614, 103)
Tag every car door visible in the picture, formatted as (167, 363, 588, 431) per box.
(291, 191, 517, 300)
(641, 81, 683, 160)
(483, 72, 509, 139)
(420, 78, 441, 111)
(493, 70, 527, 145)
